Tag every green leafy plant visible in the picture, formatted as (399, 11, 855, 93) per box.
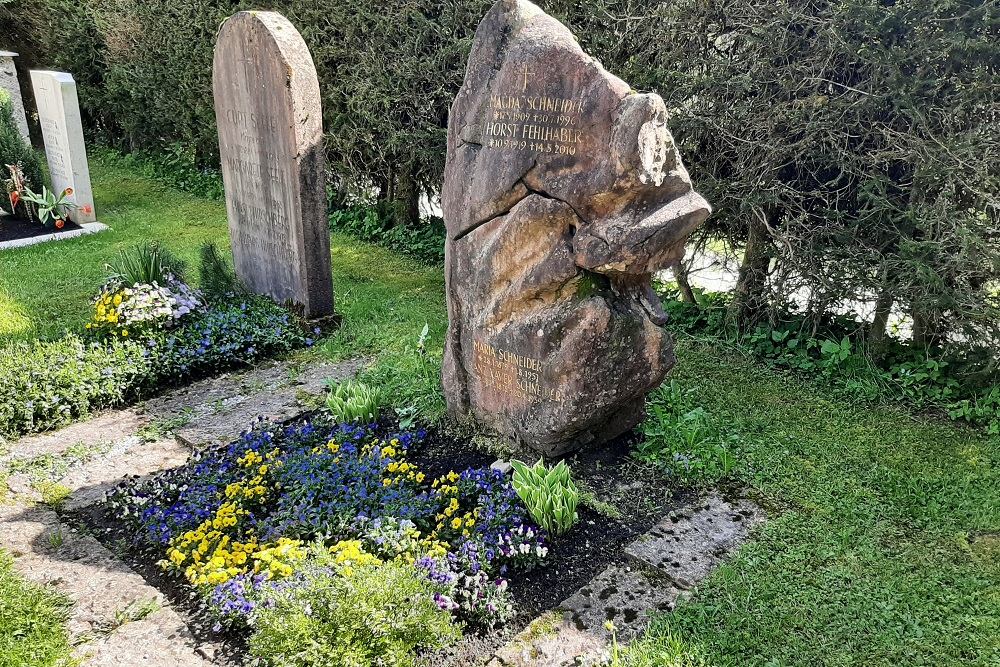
(324, 379, 381, 423)
(637, 380, 736, 485)
(110, 241, 186, 286)
(18, 185, 76, 228)
(510, 458, 579, 536)
(249, 561, 460, 667)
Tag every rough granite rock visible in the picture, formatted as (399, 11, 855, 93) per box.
(442, 0, 710, 456)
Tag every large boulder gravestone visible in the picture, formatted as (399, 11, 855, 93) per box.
(213, 11, 334, 319)
(442, 0, 711, 456)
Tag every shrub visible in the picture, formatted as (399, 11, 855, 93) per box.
(0, 88, 44, 217)
(0, 335, 152, 438)
(249, 561, 461, 667)
(146, 296, 306, 380)
(510, 459, 579, 537)
(0, 292, 306, 439)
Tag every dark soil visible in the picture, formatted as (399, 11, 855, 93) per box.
(0, 213, 82, 242)
(67, 417, 683, 666)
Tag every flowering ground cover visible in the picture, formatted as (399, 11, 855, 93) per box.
(73, 411, 679, 666)
(0, 244, 311, 439)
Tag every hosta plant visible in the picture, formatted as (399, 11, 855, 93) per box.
(510, 459, 579, 537)
(325, 380, 381, 423)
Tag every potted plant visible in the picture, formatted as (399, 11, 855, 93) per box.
(19, 185, 77, 230)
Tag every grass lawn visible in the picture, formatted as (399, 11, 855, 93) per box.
(0, 155, 233, 344)
(0, 157, 997, 666)
(0, 550, 73, 667)
(625, 342, 1000, 666)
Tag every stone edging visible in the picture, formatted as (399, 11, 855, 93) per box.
(0, 221, 109, 250)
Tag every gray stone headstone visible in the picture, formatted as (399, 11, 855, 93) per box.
(0, 51, 29, 143)
(212, 11, 334, 319)
(28, 70, 97, 224)
(441, 0, 710, 456)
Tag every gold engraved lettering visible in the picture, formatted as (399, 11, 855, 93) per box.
(471, 339, 566, 403)
(485, 83, 586, 157)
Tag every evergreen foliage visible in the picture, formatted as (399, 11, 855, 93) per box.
(0, 88, 44, 213)
(12, 0, 999, 357)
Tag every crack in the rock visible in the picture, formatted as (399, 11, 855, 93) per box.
(452, 159, 538, 242)
(520, 181, 590, 228)
(452, 187, 529, 242)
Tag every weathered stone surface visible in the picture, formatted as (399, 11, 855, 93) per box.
(0, 51, 29, 142)
(61, 438, 190, 511)
(441, 0, 710, 456)
(492, 493, 765, 666)
(625, 494, 764, 588)
(150, 357, 362, 450)
(0, 505, 211, 666)
(2, 410, 144, 465)
(489, 612, 607, 667)
(558, 565, 682, 640)
(213, 11, 334, 318)
(28, 70, 97, 223)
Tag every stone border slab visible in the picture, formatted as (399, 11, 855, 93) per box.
(0, 504, 212, 666)
(624, 493, 764, 589)
(0, 221, 108, 250)
(489, 493, 766, 666)
(558, 565, 682, 640)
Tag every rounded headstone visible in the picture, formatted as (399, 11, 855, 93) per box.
(213, 11, 334, 319)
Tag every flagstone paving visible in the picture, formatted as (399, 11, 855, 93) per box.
(0, 356, 361, 665)
(150, 357, 363, 449)
(490, 494, 765, 667)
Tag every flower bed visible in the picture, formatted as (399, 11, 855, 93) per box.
(106, 417, 549, 665)
(0, 244, 312, 439)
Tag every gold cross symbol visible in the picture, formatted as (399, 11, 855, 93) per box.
(522, 63, 534, 92)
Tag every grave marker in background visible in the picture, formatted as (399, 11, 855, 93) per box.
(212, 11, 333, 319)
(29, 70, 96, 223)
(0, 51, 29, 142)
(441, 0, 711, 456)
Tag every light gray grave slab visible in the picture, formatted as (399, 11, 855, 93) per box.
(29, 70, 97, 224)
(625, 493, 765, 589)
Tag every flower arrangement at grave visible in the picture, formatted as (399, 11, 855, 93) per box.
(88, 276, 204, 339)
(18, 184, 77, 229)
(106, 416, 552, 653)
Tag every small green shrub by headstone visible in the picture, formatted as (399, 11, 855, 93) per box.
(0, 88, 44, 214)
(249, 561, 460, 667)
